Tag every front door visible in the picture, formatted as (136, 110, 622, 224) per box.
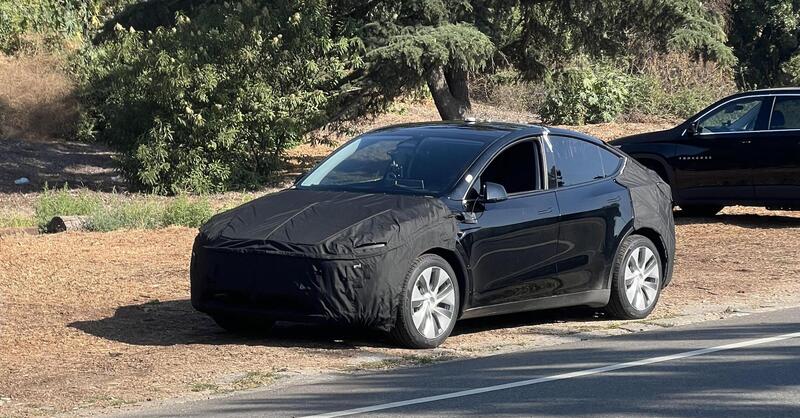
(460, 140, 562, 307)
(673, 96, 768, 203)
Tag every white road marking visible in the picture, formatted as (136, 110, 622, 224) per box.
(302, 331, 800, 418)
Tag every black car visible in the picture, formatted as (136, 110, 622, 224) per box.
(191, 122, 675, 348)
(610, 88, 800, 216)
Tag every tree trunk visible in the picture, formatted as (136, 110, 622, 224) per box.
(426, 66, 472, 120)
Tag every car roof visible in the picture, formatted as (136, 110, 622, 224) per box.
(730, 87, 800, 97)
(365, 121, 606, 146)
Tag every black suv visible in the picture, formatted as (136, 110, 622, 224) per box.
(610, 88, 800, 216)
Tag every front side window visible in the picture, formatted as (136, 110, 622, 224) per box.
(769, 97, 800, 130)
(697, 98, 763, 134)
(480, 141, 539, 194)
(298, 130, 496, 195)
(550, 137, 606, 187)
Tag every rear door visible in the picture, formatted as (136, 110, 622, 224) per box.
(548, 136, 631, 296)
(673, 96, 768, 203)
(753, 95, 800, 203)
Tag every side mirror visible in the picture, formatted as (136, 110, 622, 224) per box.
(687, 121, 700, 136)
(482, 182, 508, 203)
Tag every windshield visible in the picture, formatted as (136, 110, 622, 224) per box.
(298, 131, 494, 195)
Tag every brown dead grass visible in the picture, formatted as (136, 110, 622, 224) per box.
(0, 52, 78, 140)
(1, 108, 799, 417)
(1, 208, 799, 417)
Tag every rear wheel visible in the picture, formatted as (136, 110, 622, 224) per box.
(391, 254, 459, 349)
(606, 235, 663, 320)
(679, 205, 723, 217)
(211, 313, 275, 336)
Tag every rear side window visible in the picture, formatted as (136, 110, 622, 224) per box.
(600, 147, 623, 176)
(550, 137, 608, 187)
(770, 97, 800, 130)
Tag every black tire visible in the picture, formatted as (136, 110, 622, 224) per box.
(211, 313, 275, 336)
(606, 234, 663, 320)
(679, 205, 723, 217)
(391, 254, 460, 349)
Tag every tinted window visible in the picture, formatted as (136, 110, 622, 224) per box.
(600, 147, 623, 176)
(698, 98, 763, 133)
(770, 97, 800, 130)
(550, 137, 606, 187)
(299, 132, 490, 195)
(481, 141, 539, 194)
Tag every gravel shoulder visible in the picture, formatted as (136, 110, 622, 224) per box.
(1, 206, 799, 417)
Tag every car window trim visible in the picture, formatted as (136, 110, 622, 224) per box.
(685, 93, 800, 136)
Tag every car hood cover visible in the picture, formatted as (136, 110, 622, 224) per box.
(197, 189, 457, 258)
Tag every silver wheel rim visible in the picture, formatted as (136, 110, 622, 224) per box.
(411, 266, 456, 339)
(624, 246, 660, 311)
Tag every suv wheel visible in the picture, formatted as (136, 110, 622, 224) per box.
(392, 254, 459, 349)
(606, 234, 663, 320)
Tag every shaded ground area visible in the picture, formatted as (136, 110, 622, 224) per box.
(0, 137, 121, 193)
(1, 207, 799, 417)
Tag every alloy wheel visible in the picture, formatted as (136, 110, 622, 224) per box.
(411, 266, 456, 339)
(624, 246, 661, 311)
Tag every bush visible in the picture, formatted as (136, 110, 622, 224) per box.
(162, 195, 213, 227)
(32, 186, 215, 231)
(34, 185, 102, 229)
(89, 200, 164, 231)
(540, 62, 629, 125)
(78, 1, 354, 194)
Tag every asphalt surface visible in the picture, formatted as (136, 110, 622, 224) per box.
(113, 307, 800, 418)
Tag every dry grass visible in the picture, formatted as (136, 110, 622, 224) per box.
(0, 52, 78, 140)
(1, 208, 799, 417)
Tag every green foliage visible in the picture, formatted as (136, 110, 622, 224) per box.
(162, 195, 213, 227)
(0, 0, 131, 53)
(78, 1, 355, 194)
(34, 185, 102, 229)
(32, 185, 214, 231)
(0, 213, 36, 228)
(729, 0, 800, 87)
(783, 53, 800, 85)
(89, 200, 164, 231)
(540, 62, 629, 125)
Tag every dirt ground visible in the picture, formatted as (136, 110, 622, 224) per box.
(1, 205, 799, 417)
(1, 105, 798, 417)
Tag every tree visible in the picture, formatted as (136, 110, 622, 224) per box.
(102, 0, 734, 121)
(81, 1, 356, 193)
(728, 0, 800, 88)
(331, 0, 734, 120)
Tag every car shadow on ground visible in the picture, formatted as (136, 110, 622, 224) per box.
(675, 212, 800, 229)
(68, 299, 604, 349)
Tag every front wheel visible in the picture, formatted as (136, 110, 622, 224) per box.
(606, 235, 663, 320)
(391, 254, 460, 349)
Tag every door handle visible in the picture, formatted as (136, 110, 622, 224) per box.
(740, 139, 752, 144)
(538, 207, 554, 214)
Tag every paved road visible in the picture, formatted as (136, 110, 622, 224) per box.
(116, 307, 800, 417)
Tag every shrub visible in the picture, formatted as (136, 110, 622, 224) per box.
(34, 185, 102, 229)
(78, 1, 354, 194)
(162, 195, 213, 227)
(540, 62, 629, 125)
(89, 200, 164, 231)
